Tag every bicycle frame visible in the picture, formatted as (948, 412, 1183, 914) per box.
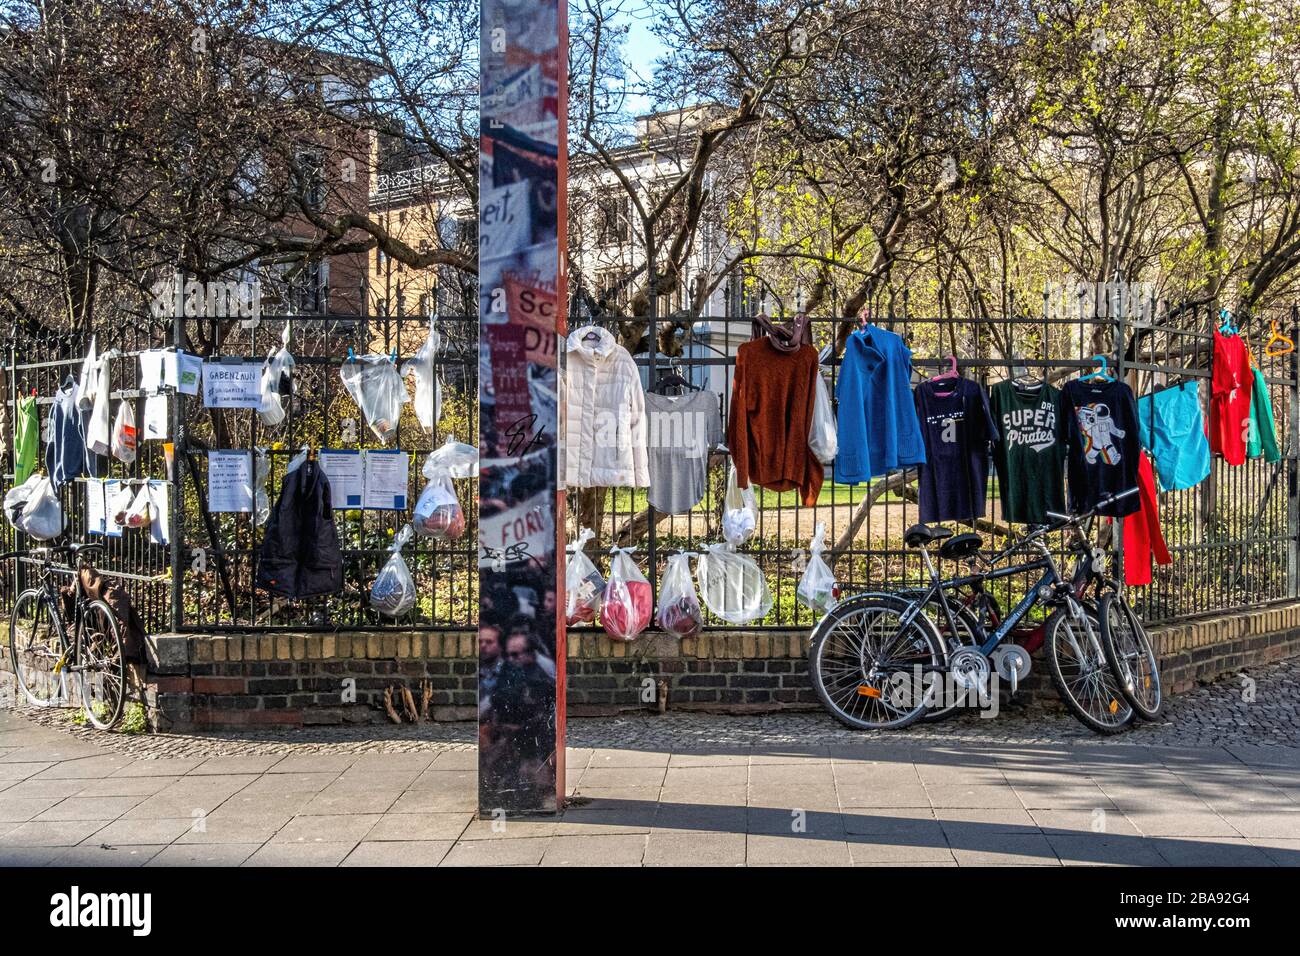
(902, 526, 1105, 665)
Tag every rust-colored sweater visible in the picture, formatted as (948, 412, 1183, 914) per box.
(727, 339, 824, 506)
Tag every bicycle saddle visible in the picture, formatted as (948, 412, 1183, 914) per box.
(938, 532, 983, 561)
(903, 524, 953, 549)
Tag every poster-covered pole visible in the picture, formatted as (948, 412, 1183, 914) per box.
(477, 0, 568, 815)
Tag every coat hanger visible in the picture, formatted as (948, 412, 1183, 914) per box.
(1264, 319, 1294, 358)
(1079, 354, 1115, 382)
(930, 355, 959, 383)
(1218, 308, 1238, 336)
(651, 357, 698, 394)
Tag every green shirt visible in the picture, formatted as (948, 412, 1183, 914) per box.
(14, 394, 38, 484)
(990, 380, 1066, 525)
(1247, 365, 1280, 463)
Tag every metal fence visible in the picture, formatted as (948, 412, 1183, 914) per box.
(3, 310, 478, 634)
(3, 304, 1297, 634)
(568, 306, 1300, 629)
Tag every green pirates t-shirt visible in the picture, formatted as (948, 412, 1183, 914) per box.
(990, 380, 1066, 525)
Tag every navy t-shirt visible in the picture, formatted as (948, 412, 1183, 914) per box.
(1061, 378, 1141, 518)
(914, 377, 999, 523)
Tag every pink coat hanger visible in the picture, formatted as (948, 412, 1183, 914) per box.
(930, 355, 959, 382)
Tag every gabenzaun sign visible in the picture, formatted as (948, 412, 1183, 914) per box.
(477, 0, 568, 814)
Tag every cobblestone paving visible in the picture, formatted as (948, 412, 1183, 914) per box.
(4, 656, 1298, 760)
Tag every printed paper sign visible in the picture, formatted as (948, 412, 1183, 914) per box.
(363, 450, 409, 510)
(139, 350, 166, 394)
(318, 449, 365, 509)
(202, 361, 262, 408)
(102, 480, 124, 537)
(149, 480, 171, 545)
(143, 394, 169, 440)
(207, 450, 254, 513)
(175, 351, 203, 395)
(505, 272, 558, 368)
(85, 479, 106, 536)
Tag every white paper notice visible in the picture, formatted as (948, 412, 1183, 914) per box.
(318, 449, 365, 509)
(103, 480, 124, 537)
(207, 450, 254, 513)
(143, 394, 168, 440)
(139, 350, 166, 393)
(85, 479, 106, 535)
(202, 361, 262, 408)
(363, 450, 410, 510)
(175, 351, 203, 395)
(149, 480, 171, 544)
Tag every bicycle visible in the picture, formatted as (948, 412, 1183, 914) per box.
(5, 543, 127, 730)
(809, 488, 1144, 734)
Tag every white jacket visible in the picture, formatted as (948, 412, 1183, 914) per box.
(563, 327, 649, 488)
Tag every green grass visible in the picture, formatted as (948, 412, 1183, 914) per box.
(608, 481, 916, 513)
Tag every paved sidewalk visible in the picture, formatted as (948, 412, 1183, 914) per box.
(2, 706, 1299, 866)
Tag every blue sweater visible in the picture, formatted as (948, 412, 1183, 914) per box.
(834, 325, 926, 483)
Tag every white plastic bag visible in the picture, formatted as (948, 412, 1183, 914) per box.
(697, 543, 772, 625)
(422, 439, 478, 480)
(565, 527, 605, 626)
(401, 322, 441, 435)
(123, 484, 154, 529)
(601, 547, 653, 641)
(371, 524, 417, 617)
(796, 522, 838, 614)
(108, 484, 136, 527)
(722, 463, 758, 546)
(340, 352, 409, 443)
(258, 326, 296, 428)
(808, 369, 837, 464)
(655, 552, 702, 638)
(111, 401, 137, 464)
(4, 473, 43, 532)
(18, 476, 65, 541)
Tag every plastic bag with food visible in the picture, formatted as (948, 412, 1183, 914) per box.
(722, 463, 758, 546)
(339, 352, 408, 443)
(565, 527, 605, 625)
(796, 521, 838, 614)
(600, 547, 653, 641)
(655, 552, 702, 638)
(370, 524, 417, 617)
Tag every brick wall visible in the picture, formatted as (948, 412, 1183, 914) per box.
(121, 600, 1300, 731)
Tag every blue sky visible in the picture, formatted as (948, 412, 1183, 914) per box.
(621, 6, 667, 116)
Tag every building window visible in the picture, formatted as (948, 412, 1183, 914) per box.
(596, 190, 631, 246)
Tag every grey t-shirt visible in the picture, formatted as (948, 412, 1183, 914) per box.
(644, 389, 723, 514)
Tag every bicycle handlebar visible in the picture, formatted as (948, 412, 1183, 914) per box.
(1043, 486, 1139, 529)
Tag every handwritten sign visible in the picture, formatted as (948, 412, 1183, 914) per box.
(202, 361, 261, 408)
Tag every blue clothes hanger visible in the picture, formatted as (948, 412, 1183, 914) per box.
(1218, 308, 1238, 336)
(1080, 354, 1114, 382)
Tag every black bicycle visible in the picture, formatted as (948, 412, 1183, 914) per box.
(6, 543, 126, 730)
(809, 489, 1150, 734)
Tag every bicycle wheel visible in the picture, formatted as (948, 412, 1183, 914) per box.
(809, 593, 947, 731)
(1099, 591, 1163, 720)
(1044, 603, 1134, 734)
(78, 600, 126, 730)
(8, 589, 67, 707)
